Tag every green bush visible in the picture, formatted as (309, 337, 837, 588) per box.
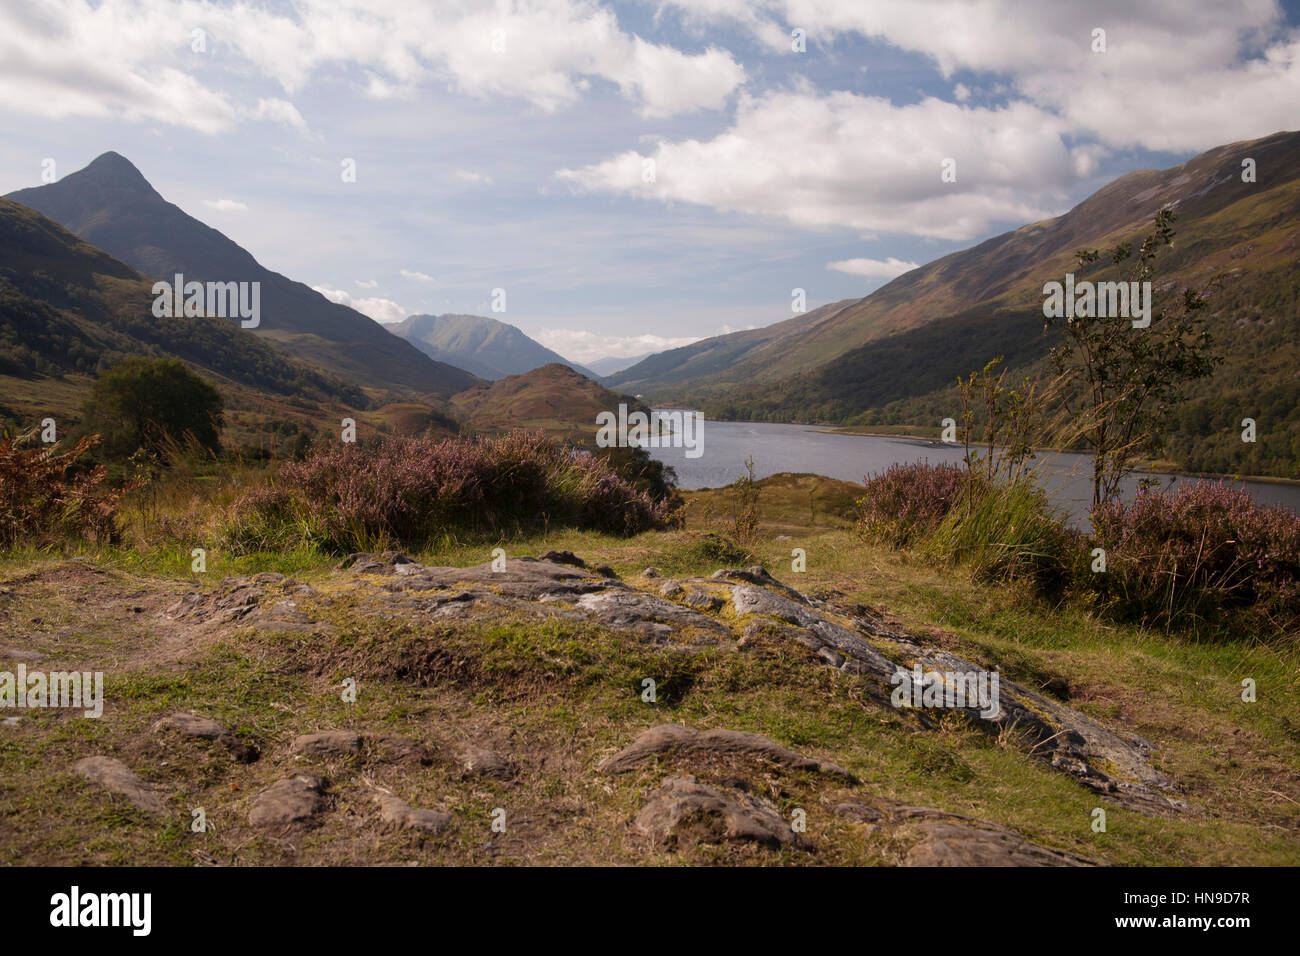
(81, 357, 223, 462)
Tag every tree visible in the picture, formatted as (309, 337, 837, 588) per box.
(1046, 209, 1220, 507)
(80, 357, 224, 461)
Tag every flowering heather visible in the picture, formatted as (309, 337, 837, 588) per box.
(1092, 481, 1300, 637)
(856, 461, 975, 546)
(223, 430, 670, 553)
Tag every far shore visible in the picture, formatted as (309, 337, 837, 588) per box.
(645, 408, 1300, 488)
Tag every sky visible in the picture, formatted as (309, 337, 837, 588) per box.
(1, 0, 1298, 363)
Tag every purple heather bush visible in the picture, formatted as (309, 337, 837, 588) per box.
(1091, 481, 1300, 637)
(855, 461, 975, 546)
(224, 430, 669, 553)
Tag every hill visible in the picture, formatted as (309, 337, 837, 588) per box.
(609, 131, 1300, 477)
(0, 197, 373, 445)
(449, 363, 650, 436)
(389, 313, 595, 380)
(7, 153, 480, 398)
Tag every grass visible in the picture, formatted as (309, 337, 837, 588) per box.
(1, 474, 1297, 865)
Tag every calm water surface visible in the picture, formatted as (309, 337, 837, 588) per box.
(644, 417, 1300, 528)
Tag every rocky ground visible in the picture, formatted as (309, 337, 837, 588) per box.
(0, 543, 1295, 866)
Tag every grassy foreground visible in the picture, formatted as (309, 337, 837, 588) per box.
(0, 474, 1296, 866)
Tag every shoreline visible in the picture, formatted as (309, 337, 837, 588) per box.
(648, 410, 1300, 488)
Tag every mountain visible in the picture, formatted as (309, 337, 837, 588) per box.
(449, 363, 649, 435)
(389, 313, 595, 380)
(609, 130, 1300, 478)
(587, 352, 654, 377)
(608, 299, 853, 394)
(0, 196, 369, 443)
(6, 153, 480, 398)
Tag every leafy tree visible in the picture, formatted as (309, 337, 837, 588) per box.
(1046, 209, 1220, 506)
(80, 357, 224, 461)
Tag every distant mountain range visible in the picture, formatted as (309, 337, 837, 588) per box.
(7, 153, 479, 398)
(609, 130, 1300, 478)
(586, 352, 654, 377)
(388, 313, 596, 381)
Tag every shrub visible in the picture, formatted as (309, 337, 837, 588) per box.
(1091, 482, 1300, 637)
(222, 430, 671, 554)
(81, 357, 224, 463)
(924, 479, 1078, 591)
(856, 461, 971, 546)
(0, 431, 128, 547)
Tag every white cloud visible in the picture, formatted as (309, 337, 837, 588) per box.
(0, 0, 745, 134)
(250, 97, 309, 132)
(400, 269, 435, 282)
(533, 327, 702, 363)
(559, 89, 1074, 240)
(201, 198, 248, 212)
(352, 296, 410, 324)
(312, 284, 409, 324)
(827, 256, 917, 278)
(455, 170, 494, 185)
(355, 279, 379, 288)
(313, 285, 351, 305)
(661, 0, 1300, 153)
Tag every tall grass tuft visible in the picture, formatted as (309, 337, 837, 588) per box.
(923, 479, 1077, 592)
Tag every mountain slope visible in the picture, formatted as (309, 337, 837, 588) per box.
(608, 298, 853, 393)
(612, 130, 1300, 405)
(389, 313, 596, 380)
(6, 153, 480, 397)
(587, 352, 653, 377)
(0, 196, 368, 437)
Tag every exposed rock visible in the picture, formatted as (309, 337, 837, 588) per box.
(538, 550, 585, 568)
(291, 731, 362, 759)
(574, 591, 727, 646)
(634, 775, 800, 850)
(457, 745, 514, 781)
(903, 821, 1094, 867)
(641, 567, 661, 579)
(598, 724, 854, 781)
(833, 802, 886, 825)
(74, 756, 169, 815)
(374, 793, 452, 834)
(153, 711, 258, 763)
(165, 575, 328, 635)
(249, 773, 326, 827)
(167, 556, 1184, 816)
(369, 734, 434, 765)
(336, 551, 416, 574)
(682, 590, 726, 612)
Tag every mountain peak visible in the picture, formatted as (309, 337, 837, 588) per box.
(77, 151, 156, 194)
